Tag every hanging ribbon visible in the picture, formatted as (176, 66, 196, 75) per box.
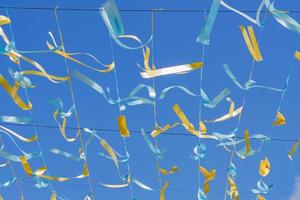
(160, 181, 169, 200)
(259, 157, 271, 177)
(227, 176, 240, 200)
(288, 140, 300, 160)
(141, 129, 164, 158)
(199, 166, 216, 194)
(273, 111, 286, 126)
(159, 166, 179, 175)
(118, 115, 130, 137)
(100, 0, 152, 50)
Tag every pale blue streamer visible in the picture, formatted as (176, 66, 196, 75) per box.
(0, 177, 16, 188)
(141, 129, 164, 159)
(100, 0, 152, 49)
(265, 0, 300, 34)
(196, 0, 221, 45)
(159, 85, 230, 109)
(251, 179, 273, 194)
(191, 143, 206, 161)
(197, 188, 207, 200)
(73, 70, 155, 109)
(0, 116, 32, 124)
(223, 64, 283, 92)
(227, 162, 237, 179)
(0, 150, 40, 162)
(50, 148, 81, 162)
(9, 68, 35, 89)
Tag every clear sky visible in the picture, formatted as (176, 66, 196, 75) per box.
(0, 0, 300, 200)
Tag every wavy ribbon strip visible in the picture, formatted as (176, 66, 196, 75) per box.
(259, 157, 271, 177)
(73, 70, 155, 110)
(159, 86, 230, 109)
(20, 156, 89, 182)
(140, 62, 203, 79)
(256, 194, 265, 200)
(0, 177, 16, 188)
(223, 64, 282, 92)
(0, 15, 10, 26)
(9, 68, 35, 89)
(288, 140, 300, 160)
(47, 32, 115, 73)
(191, 143, 206, 161)
(0, 149, 40, 162)
(227, 162, 237, 180)
(141, 129, 164, 158)
(206, 105, 243, 123)
(99, 138, 119, 171)
(118, 115, 130, 137)
(151, 123, 179, 138)
(244, 130, 251, 155)
(172, 104, 218, 139)
(227, 176, 240, 200)
(50, 148, 81, 162)
(159, 166, 179, 175)
(265, 0, 300, 34)
(240, 25, 263, 61)
(196, 0, 221, 45)
(198, 188, 207, 200)
(220, 0, 266, 27)
(251, 179, 273, 194)
(100, 0, 152, 50)
(0, 74, 33, 110)
(273, 111, 286, 126)
(0, 125, 37, 143)
(199, 166, 216, 194)
(0, 116, 32, 124)
(160, 181, 169, 200)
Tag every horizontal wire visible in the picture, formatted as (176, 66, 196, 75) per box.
(0, 6, 300, 13)
(0, 122, 298, 142)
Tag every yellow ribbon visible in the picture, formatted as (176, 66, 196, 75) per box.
(117, 115, 130, 137)
(159, 166, 179, 175)
(160, 181, 169, 200)
(239, 25, 263, 62)
(273, 111, 286, 126)
(288, 140, 300, 160)
(140, 62, 203, 79)
(259, 157, 271, 177)
(257, 194, 265, 200)
(21, 70, 69, 81)
(0, 74, 32, 110)
(227, 176, 240, 200)
(244, 129, 251, 155)
(99, 139, 119, 170)
(50, 192, 56, 200)
(0, 125, 37, 143)
(151, 123, 179, 138)
(199, 166, 216, 194)
(20, 156, 89, 182)
(53, 110, 80, 142)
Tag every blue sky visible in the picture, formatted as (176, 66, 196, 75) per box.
(1, 0, 300, 199)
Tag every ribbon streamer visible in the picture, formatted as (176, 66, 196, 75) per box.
(239, 25, 263, 62)
(50, 148, 81, 162)
(0, 116, 32, 124)
(0, 74, 33, 110)
(140, 62, 203, 79)
(100, 0, 152, 50)
(159, 166, 179, 175)
(0, 177, 16, 188)
(159, 86, 230, 109)
(196, 0, 221, 45)
(191, 143, 206, 161)
(199, 166, 216, 194)
(117, 115, 130, 137)
(0, 125, 37, 143)
(265, 0, 300, 34)
(151, 123, 179, 138)
(73, 70, 155, 110)
(227, 176, 240, 200)
(259, 157, 271, 177)
(251, 179, 273, 194)
(141, 129, 164, 158)
(20, 156, 89, 182)
(160, 181, 169, 200)
(223, 64, 282, 92)
(273, 111, 286, 126)
(288, 140, 300, 160)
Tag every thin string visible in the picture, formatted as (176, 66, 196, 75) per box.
(223, 10, 270, 200)
(5, 7, 61, 199)
(108, 30, 135, 200)
(196, 9, 206, 199)
(54, 7, 95, 199)
(150, 10, 163, 190)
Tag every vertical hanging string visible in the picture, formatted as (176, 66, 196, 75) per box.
(108, 28, 135, 200)
(150, 10, 163, 191)
(197, 10, 206, 198)
(223, 10, 269, 200)
(54, 7, 95, 199)
(5, 7, 62, 199)
(0, 136, 24, 198)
